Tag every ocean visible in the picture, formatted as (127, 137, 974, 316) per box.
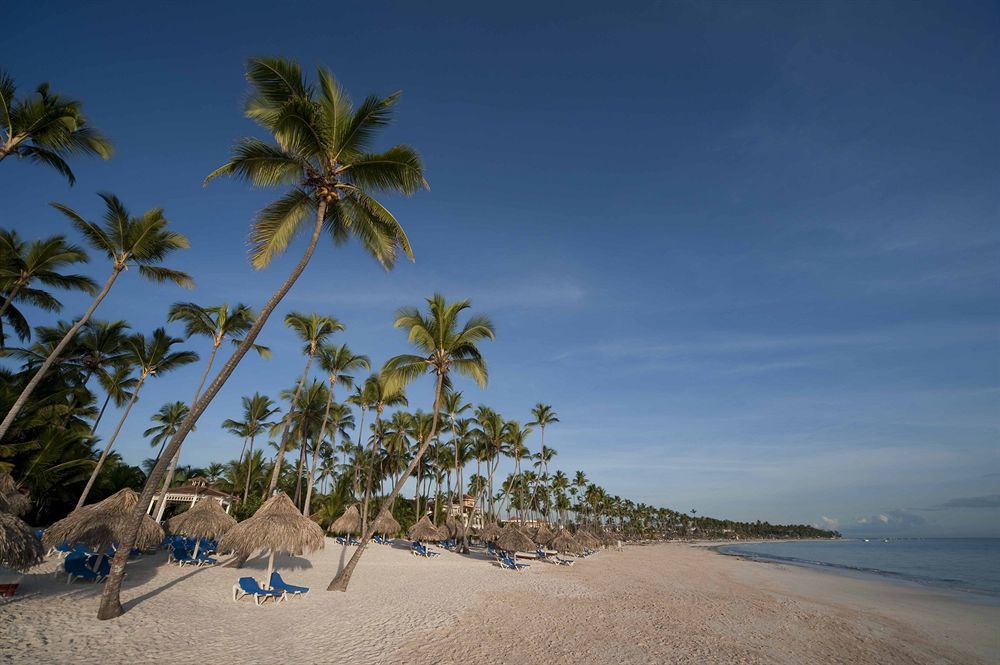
(718, 538, 1000, 600)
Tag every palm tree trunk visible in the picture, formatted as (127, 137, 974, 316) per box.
(303, 438, 323, 518)
(266, 352, 315, 496)
(329, 371, 446, 592)
(76, 372, 147, 508)
(304, 373, 338, 516)
(243, 433, 256, 503)
(293, 432, 307, 507)
(0, 267, 121, 441)
(97, 201, 328, 621)
(235, 436, 250, 473)
(91, 392, 114, 434)
(359, 409, 383, 540)
(0, 282, 23, 321)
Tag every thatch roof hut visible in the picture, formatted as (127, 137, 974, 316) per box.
(0, 471, 30, 517)
(328, 504, 361, 535)
(407, 515, 441, 542)
(496, 524, 534, 554)
(549, 528, 581, 554)
(372, 509, 400, 536)
(533, 523, 554, 545)
(574, 529, 600, 549)
(478, 522, 501, 541)
(167, 498, 236, 558)
(42, 488, 164, 553)
(218, 492, 324, 584)
(0, 511, 44, 571)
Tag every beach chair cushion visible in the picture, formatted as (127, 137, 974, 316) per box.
(234, 577, 285, 605)
(269, 571, 308, 595)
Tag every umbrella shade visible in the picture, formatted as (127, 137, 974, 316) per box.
(496, 524, 535, 554)
(0, 471, 30, 517)
(42, 488, 164, 553)
(533, 523, 555, 545)
(372, 509, 400, 535)
(328, 505, 361, 535)
(0, 511, 44, 571)
(407, 515, 441, 541)
(478, 523, 501, 541)
(549, 529, 581, 554)
(167, 498, 236, 540)
(218, 492, 324, 557)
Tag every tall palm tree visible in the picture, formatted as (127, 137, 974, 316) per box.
(472, 405, 508, 522)
(304, 402, 353, 516)
(153, 302, 268, 520)
(98, 57, 424, 621)
(359, 372, 407, 536)
(144, 401, 192, 460)
(265, 312, 341, 495)
(329, 294, 494, 591)
(505, 421, 533, 523)
(91, 363, 137, 433)
(0, 193, 191, 442)
(230, 393, 279, 503)
(533, 445, 558, 521)
(0, 70, 113, 184)
(0, 229, 96, 347)
(76, 328, 197, 508)
(528, 403, 558, 517)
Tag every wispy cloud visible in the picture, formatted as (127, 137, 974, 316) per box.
(921, 494, 1000, 511)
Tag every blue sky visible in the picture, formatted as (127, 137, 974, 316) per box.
(3, 1, 998, 535)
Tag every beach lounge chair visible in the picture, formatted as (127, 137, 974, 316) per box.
(498, 553, 529, 571)
(410, 541, 440, 558)
(233, 577, 286, 605)
(170, 544, 198, 567)
(65, 555, 103, 583)
(553, 554, 575, 566)
(195, 550, 218, 566)
(269, 571, 308, 597)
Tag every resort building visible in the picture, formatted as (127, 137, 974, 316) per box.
(147, 476, 235, 521)
(446, 493, 484, 529)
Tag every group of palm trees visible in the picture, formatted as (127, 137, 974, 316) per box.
(1, 59, 838, 620)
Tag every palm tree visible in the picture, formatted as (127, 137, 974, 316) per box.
(533, 445, 557, 521)
(304, 402, 353, 516)
(75, 328, 197, 508)
(0, 193, 191, 443)
(265, 312, 341, 495)
(0, 70, 113, 184)
(153, 302, 269, 520)
(329, 294, 494, 591)
(231, 393, 279, 503)
(505, 421, 533, 523)
(98, 57, 424, 621)
(359, 372, 407, 536)
(473, 406, 508, 522)
(143, 401, 191, 460)
(91, 363, 136, 434)
(0, 229, 96, 347)
(441, 391, 471, 508)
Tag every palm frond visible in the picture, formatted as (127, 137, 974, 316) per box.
(248, 188, 315, 269)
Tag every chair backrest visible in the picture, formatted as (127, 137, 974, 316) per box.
(172, 544, 190, 559)
(238, 577, 260, 593)
(269, 571, 283, 587)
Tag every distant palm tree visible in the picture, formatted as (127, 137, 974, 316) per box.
(143, 401, 191, 461)
(0, 229, 96, 347)
(304, 402, 353, 516)
(358, 372, 407, 535)
(329, 294, 494, 591)
(229, 393, 279, 503)
(528, 403, 558, 518)
(76, 328, 197, 508)
(99, 57, 424, 621)
(0, 193, 191, 442)
(92, 363, 137, 433)
(0, 69, 113, 184)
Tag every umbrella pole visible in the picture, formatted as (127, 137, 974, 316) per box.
(192, 538, 200, 559)
(265, 550, 275, 588)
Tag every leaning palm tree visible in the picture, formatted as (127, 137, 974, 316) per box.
(0, 69, 113, 184)
(152, 302, 269, 520)
(0, 193, 191, 442)
(0, 229, 96, 347)
(328, 294, 494, 591)
(97, 57, 424, 621)
(143, 401, 191, 461)
(76, 328, 197, 508)
(91, 362, 137, 433)
(265, 312, 342, 495)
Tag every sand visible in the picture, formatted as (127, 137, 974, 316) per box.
(1, 541, 996, 664)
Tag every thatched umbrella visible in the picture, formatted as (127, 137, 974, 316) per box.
(0, 511, 44, 571)
(533, 523, 555, 546)
(549, 528, 581, 554)
(435, 523, 450, 541)
(218, 492, 324, 586)
(167, 498, 236, 558)
(496, 523, 534, 554)
(372, 509, 400, 537)
(42, 488, 164, 556)
(407, 515, 440, 542)
(478, 522, 501, 542)
(574, 529, 600, 549)
(328, 504, 361, 536)
(0, 471, 30, 517)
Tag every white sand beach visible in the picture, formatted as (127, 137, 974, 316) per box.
(1, 541, 996, 664)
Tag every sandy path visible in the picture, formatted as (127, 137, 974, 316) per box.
(1, 541, 995, 664)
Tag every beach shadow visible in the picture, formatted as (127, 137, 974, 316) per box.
(240, 553, 314, 572)
(122, 564, 207, 611)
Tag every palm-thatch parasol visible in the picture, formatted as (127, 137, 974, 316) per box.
(407, 515, 441, 542)
(496, 523, 535, 554)
(574, 529, 600, 549)
(42, 488, 164, 554)
(435, 523, 450, 541)
(218, 492, 324, 585)
(533, 523, 555, 545)
(549, 528, 581, 554)
(0, 511, 44, 571)
(0, 471, 31, 517)
(372, 509, 400, 537)
(167, 498, 236, 558)
(446, 517, 466, 540)
(328, 504, 361, 535)
(478, 522, 501, 541)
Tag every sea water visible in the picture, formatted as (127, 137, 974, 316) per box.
(718, 538, 1000, 600)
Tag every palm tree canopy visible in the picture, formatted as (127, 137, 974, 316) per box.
(0, 70, 113, 184)
(143, 401, 192, 447)
(528, 403, 559, 428)
(284, 312, 343, 354)
(316, 343, 369, 389)
(50, 193, 193, 288)
(124, 328, 199, 379)
(167, 302, 270, 357)
(205, 57, 426, 270)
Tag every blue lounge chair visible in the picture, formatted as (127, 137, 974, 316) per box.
(65, 556, 102, 584)
(269, 571, 308, 597)
(410, 541, 439, 558)
(195, 550, 218, 566)
(372, 535, 391, 545)
(498, 553, 529, 571)
(171, 544, 197, 567)
(233, 577, 286, 605)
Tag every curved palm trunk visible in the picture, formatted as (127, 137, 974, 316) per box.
(97, 202, 328, 620)
(91, 392, 114, 434)
(293, 432, 307, 507)
(328, 372, 445, 592)
(0, 282, 24, 320)
(76, 372, 147, 509)
(0, 267, 121, 442)
(304, 374, 337, 517)
(243, 432, 256, 503)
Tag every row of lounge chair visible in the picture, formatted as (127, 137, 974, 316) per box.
(169, 543, 217, 567)
(535, 546, 575, 566)
(232, 572, 308, 606)
(64, 552, 111, 584)
(410, 541, 440, 558)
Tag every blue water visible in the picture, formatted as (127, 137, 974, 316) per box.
(718, 538, 1000, 600)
